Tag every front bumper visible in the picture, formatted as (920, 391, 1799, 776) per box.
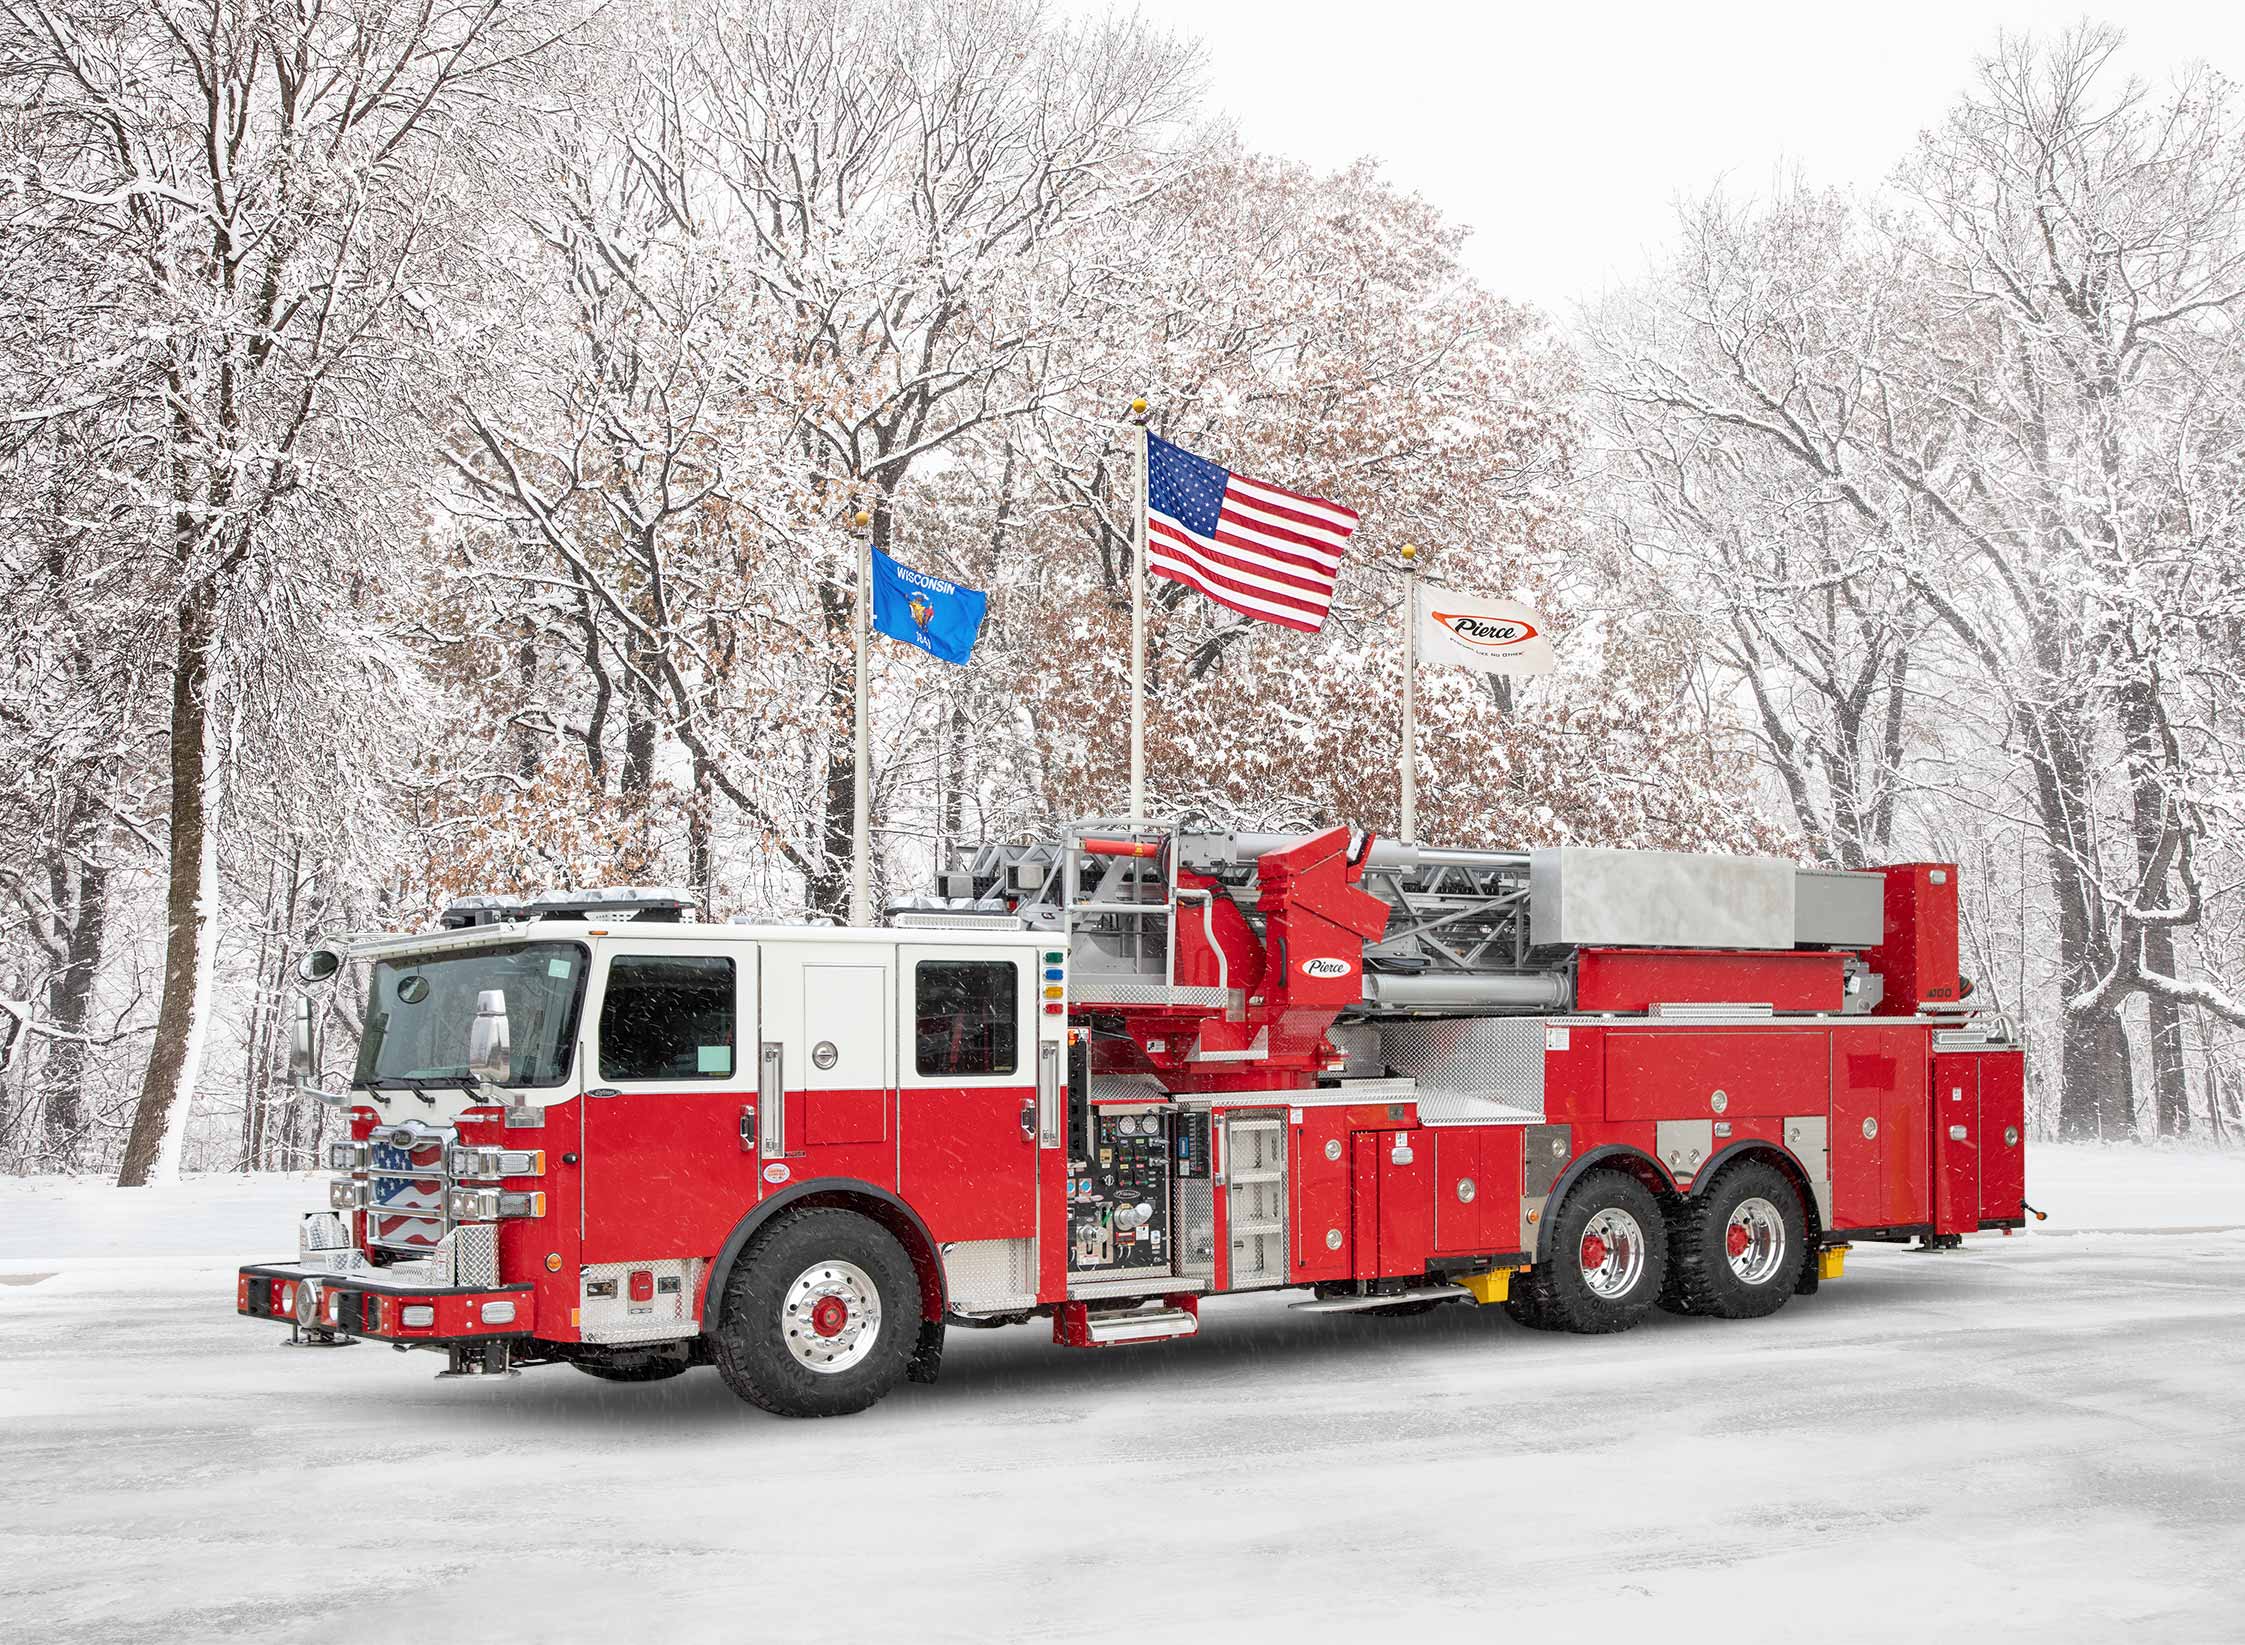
(238, 1262, 535, 1343)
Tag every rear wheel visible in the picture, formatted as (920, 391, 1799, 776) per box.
(1515, 1169, 1667, 1334)
(1667, 1159, 1807, 1320)
(711, 1208, 917, 1418)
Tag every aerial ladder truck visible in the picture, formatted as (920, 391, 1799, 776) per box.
(239, 822, 2024, 1417)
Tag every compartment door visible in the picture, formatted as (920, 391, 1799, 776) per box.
(1290, 1108, 1353, 1282)
(1832, 1026, 1920, 1230)
(1977, 1052, 2026, 1223)
(1932, 1053, 1981, 1236)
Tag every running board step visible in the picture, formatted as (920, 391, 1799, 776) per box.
(1086, 1307, 1198, 1344)
(1289, 1285, 1471, 1315)
(1056, 1302, 1201, 1347)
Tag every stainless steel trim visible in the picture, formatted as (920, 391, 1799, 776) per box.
(1288, 1285, 1471, 1314)
(1037, 1040, 1062, 1148)
(758, 1042, 784, 1155)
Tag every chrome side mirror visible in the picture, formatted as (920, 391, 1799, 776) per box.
(296, 948, 342, 984)
(467, 989, 512, 1087)
(289, 994, 320, 1082)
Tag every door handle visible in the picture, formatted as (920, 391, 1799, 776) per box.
(1019, 1102, 1036, 1141)
(759, 1044, 784, 1155)
(739, 1106, 756, 1151)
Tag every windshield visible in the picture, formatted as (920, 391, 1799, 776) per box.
(354, 941, 587, 1090)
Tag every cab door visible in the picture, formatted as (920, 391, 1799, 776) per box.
(580, 940, 760, 1263)
(896, 945, 1038, 1243)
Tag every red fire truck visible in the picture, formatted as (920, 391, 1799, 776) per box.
(238, 822, 2026, 1418)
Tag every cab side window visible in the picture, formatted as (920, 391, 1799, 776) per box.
(914, 960, 1018, 1078)
(600, 955, 735, 1081)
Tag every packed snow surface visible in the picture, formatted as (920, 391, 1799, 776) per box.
(3, 1143, 2242, 1643)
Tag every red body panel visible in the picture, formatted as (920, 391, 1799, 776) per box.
(1604, 1029, 1830, 1122)
(1377, 1130, 1436, 1277)
(1831, 1027, 1919, 1229)
(1575, 948, 1846, 1014)
(1977, 1052, 2026, 1222)
(581, 1088, 759, 1266)
(456, 1104, 582, 1337)
(1289, 1109, 1354, 1282)
(898, 1083, 1038, 1243)
(1932, 1053, 1982, 1235)
(1431, 1128, 1482, 1254)
(1476, 1126, 1526, 1252)
(1868, 864, 1962, 1013)
(1350, 1132, 1381, 1280)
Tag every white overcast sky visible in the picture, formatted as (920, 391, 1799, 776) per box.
(1084, 1, 2245, 315)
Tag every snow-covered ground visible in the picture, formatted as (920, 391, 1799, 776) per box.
(3, 1143, 2242, 1643)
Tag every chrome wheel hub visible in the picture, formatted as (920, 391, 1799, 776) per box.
(1725, 1196, 1787, 1285)
(782, 1259, 881, 1374)
(1578, 1207, 1647, 1299)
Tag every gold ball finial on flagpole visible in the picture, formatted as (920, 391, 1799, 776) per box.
(1399, 542, 1418, 563)
(852, 510, 871, 529)
(1130, 397, 1147, 415)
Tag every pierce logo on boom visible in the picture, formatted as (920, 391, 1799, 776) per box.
(1300, 956, 1354, 979)
(1432, 611, 1539, 650)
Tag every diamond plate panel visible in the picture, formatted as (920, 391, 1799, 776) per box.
(441, 1222, 500, 1288)
(1176, 1177, 1217, 1283)
(1378, 1017, 1547, 1124)
(579, 1259, 704, 1344)
(1068, 981, 1233, 1008)
(942, 1237, 1038, 1311)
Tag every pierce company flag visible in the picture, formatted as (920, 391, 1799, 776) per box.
(1145, 433, 1359, 632)
(870, 546, 987, 666)
(1415, 583, 1556, 675)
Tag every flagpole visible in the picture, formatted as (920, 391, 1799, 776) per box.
(1127, 396, 1149, 826)
(1399, 542, 1419, 842)
(851, 507, 873, 927)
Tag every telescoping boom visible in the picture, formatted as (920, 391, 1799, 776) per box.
(237, 822, 2024, 1416)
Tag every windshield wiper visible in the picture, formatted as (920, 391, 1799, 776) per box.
(354, 1074, 488, 1103)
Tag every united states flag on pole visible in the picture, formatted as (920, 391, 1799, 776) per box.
(1144, 434, 1360, 632)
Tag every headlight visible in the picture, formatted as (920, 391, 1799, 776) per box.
(446, 1145, 545, 1180)
(328, 1178, 368, 1211)
(447, 1187, 545, 1220)
(326, 1140, 369, 1172)
(400, 1305, 436, 1328)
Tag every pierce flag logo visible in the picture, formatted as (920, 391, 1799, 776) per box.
(1432, 610, 1539, 651)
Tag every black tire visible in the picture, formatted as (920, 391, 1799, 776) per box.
(571, 1351, 688, 1383)
(1668, 1159, 1807, 1320)
(711, 1208, 918, 1418)
(1515, 1169, 1668, 1334)
(1502, 1283, 1561, 1332)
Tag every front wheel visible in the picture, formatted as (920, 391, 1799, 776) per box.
(711, 1208, 918, 1418)
(1515, 1169, 1668, 1334)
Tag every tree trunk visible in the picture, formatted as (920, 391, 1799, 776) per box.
(2142, 922, 2190, 1137)
(118, 585, 220, 1187)
(40, 848, 109, 1166)
(687, 757, 715, 919)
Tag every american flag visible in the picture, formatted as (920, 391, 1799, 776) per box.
(1144, 433, 1359, 632)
